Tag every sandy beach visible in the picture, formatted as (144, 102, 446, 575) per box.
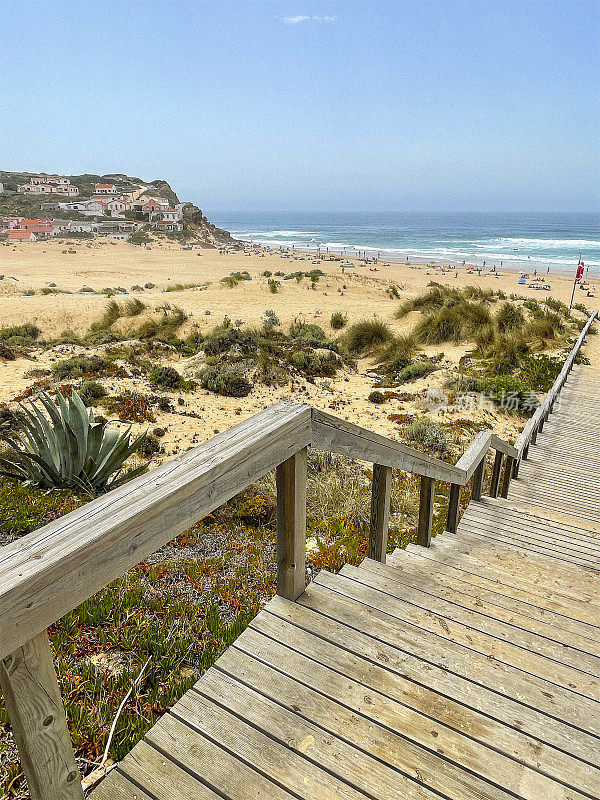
(0, 238, 598, 457)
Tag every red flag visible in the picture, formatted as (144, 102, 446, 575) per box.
(576, 264, 584, 280)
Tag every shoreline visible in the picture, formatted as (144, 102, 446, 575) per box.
(242, 241, 597, 283)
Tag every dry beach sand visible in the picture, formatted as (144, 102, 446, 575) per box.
(0, 238, 598, 457)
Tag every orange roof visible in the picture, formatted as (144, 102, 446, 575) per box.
(95, 183, 115, 188)
(8, 230, 35, 239)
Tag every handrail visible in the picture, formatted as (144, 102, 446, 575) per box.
(1, 313, 595, 797)
(514, 310, 598, 457)
(0, 403, 521, 662)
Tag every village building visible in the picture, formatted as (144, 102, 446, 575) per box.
(18, 177, 79, 196)
(155, 220, 183, 232)
(94, 183, 116, 195)
(7, 230, 37, 241)
(162, 207, 183, 222)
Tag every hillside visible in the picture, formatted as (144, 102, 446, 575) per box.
(0, 170, 234, 245)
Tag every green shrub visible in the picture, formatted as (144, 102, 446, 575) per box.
(0, 324, 41, 342)
(395, 360, 435, 383)
(268, 279, 280, 294)
(484, 374, 535, 414)
(330, 312, 347, 330)
(345, 320, 393, 355)
(414, 307, 464, 344)
(368, 390, 386, 404)
(52, 355, 110, 379)
(79, 380, 107, 406)
(289, 322, 327, 344)
(0, 390, 147, 493)
(138, 433, 161, 458)
(148, 365, 187, 390)
(200, 363, 252, 397)
(496, 302, 525, 333)
(290, 349, 339, 377)
(377, 333, 420, 375)
(403, 417, 448, 453)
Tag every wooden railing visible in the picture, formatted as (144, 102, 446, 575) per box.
(0, 312, 596, 798)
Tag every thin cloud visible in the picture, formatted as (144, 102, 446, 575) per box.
(282, 15, 337, 24)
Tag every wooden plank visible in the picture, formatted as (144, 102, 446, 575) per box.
(165, 684, 374, 800)
(315, 570, 600, 702)
(457, 520, 600, 567)
(216, 640, 589, 800)
(500, 456, 514, 498)
(197, 666, 504, 800)
(454, 431, 491, 480)
(246, 611, 600, 796)
(276, 447, 307, 601)
(311, 406, 465, 483)
(360, 554, 600, 662)
(301, 579, 600, 737)
(88, 770, 156, 800)
(144, 714, 299, 800)
(399, 545, 600, 642)
(268, 595, 600, 767)
(461, 502, 600, 544)
(0, 631, 83, 800)
(368, 464, 391, 562)
(105, 740, 224, 800)
(0, 401, 312, 659)
(346, 559, 600, 675)
(416, 476, 434, 547)
(432, 532, 600, 603)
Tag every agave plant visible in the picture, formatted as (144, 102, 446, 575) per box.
(0, 390, 148, 494)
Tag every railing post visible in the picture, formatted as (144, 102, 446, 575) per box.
(522, 443, 530, 460)
(0, 631, 84, 800)
(369, 464, 392, 562)
(446, 483, 461, 534)
(471, 459, 485, 501)
(513, 458, 520, 478)
(501, 456, 514, 498)
(531, 426, 538, 445)
(489, 451, 503, 498)
(276, 447, 307, 601)
(417, 476, 435, 547)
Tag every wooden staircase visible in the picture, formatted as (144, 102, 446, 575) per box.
(1, 314, 597, 800)
(91, 368, 600, 799)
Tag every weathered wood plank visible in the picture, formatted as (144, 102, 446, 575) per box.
(359, 555, 600, 664)
(446, 483, 461, 534)
(226, 630, 594, 800)
(197, 667, 489, 800)
(346, 560, 600, 674)
(0, 631, 83, 800)
(272, 593, 600, 766)
(489, 450, 503, 498)
(314, 570, 600, 702)
(369, 464, 391, 562)
(164, 684, 372, 800)
(276, 447, 307, 601)
(399, 545, 600, 641)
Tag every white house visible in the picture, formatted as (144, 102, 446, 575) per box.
(162, 207, 183, 223)
(0, 182, 4, 194)
(94, 183, 116, 195)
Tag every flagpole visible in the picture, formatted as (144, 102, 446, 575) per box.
(569, 252, 582, 310)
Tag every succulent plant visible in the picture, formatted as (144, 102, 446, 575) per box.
(0, 390, 148, 494)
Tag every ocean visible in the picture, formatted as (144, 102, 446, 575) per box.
(211, 212, 600, 276)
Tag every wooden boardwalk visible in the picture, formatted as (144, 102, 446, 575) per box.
(92, 365, 600, 800)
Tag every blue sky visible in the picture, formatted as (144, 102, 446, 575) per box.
(1, 1, 598, 213)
